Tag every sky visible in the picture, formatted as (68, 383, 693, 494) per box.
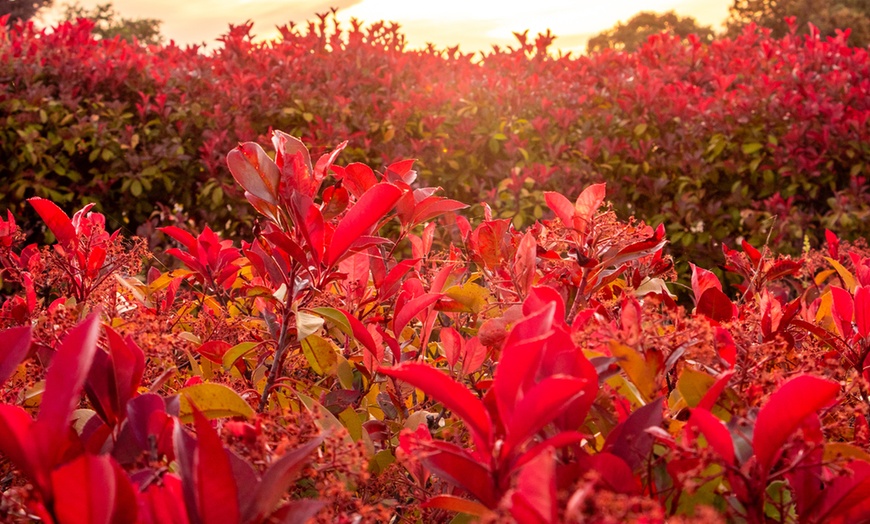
(41, 0, 732, 54)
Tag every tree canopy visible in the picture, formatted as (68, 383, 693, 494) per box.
(63, 2, 163, 45)
(586, 10, 715, 54)
(1, 0, 53, 26)
(727, 0, 870, 46)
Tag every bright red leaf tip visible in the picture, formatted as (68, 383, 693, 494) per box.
(226, 142, 280, 205)
(753, 374, 840, 475)
(28, 197, 78, 250)
(325, 182, 403, 267)
(38, 313, 102, 438)
(688, 408, 735, 464)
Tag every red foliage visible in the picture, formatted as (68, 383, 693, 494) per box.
(3, 131, 870, 522)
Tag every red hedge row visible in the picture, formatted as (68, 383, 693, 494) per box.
(1, 133, 870, 522)
(2, 14, 869, 271)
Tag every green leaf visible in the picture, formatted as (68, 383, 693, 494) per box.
(177, 383, 254, 421)
(310, 307, 353, 337)
(676, 369, 715, 408)
(222, 342, 258, 371)
(741, 142, 764, 155)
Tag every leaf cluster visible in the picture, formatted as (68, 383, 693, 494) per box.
(1, 134, 870, 522)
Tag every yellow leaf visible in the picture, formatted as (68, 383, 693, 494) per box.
(815, 290, 836, 333)
(609, 341, 657, 402)
(824, 442, 870, 463)
(676, 368, 715, 408)
(443, 282, 490, 314)
(338, 407, 363, 441)
(814, 268, 837, 287)
(826, 257, 857, 292)
(302, 335, 339, 375)
(177, 383, 254, 422)
(222, 342, 258, 371)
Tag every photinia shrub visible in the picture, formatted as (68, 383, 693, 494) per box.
(2, 14, 870, 276)
(2, 131, 870, 523)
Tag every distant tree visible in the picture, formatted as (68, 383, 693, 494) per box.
(63, 2, 163, 45)
(586, 10, 716, 54)
(726, 0, 870, 46)
(1, 0, 53, 26)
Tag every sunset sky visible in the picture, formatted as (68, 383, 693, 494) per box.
(43, 0, 732, 54)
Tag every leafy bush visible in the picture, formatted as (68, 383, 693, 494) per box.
(1, 133, 870, 522)
(1, 14, 869, 273)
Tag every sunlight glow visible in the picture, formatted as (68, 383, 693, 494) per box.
(41, 0, 731, 53)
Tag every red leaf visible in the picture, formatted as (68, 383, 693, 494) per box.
(138, 474, 190, 524)
(714, 326, 737, 368)
(831, 286, 855, 338)
(494, 304, 556, 423)
(105, 327, 145, 412)
(522, 286, 566, 323)
(688, 409, 735, 464)
(332, 162, 378, 198)
(385, 159, 417, 184)
(513, 231, 537, 297)
(38, 313, 102, 438)
(392, 292, 443, 337)
(411, 196, 468, 226)
(764, 259, 804, 282)
(462, 336, 488, 375)
(753, 374, 839, 474)
(336, 308, 383, 363)
(51, 454, 137, 524)
(192, 407, 240, 524)
(312, 141, 348, 195)
(0, 404, 41, 491)
(321, 185, 349, 220)
(196, 340, 231, 365)
(578, 452, 639, 494)
(160, 226, 198, 252)
(543, 191, 574, 228)
(242, 434, 325, 523)
(0, 325, 31, 387)
(28, 197, 77, 250)
(690, 263, 722, 304)
(377, 258, 417, 299)
(441, 327, 462, 369)
(604, 397, 663, 471)
(503, 376, 587, 458)
(289, 193, 325, 265)
(325, 183, 403, 266)
(381, 363, 492, 452)
(573, 183, 606, 232)
(697, 370, 735, 410)
(856, 286, 870, 339)
(809, 459, 870, 523)
(400, 430, 498, 507)
(510, 447, 556, 524)
(696, 287, 734, 322)
(421, 495, 491, 517)
(226, 142, 280, 205)
(826, 229, 840, 260)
